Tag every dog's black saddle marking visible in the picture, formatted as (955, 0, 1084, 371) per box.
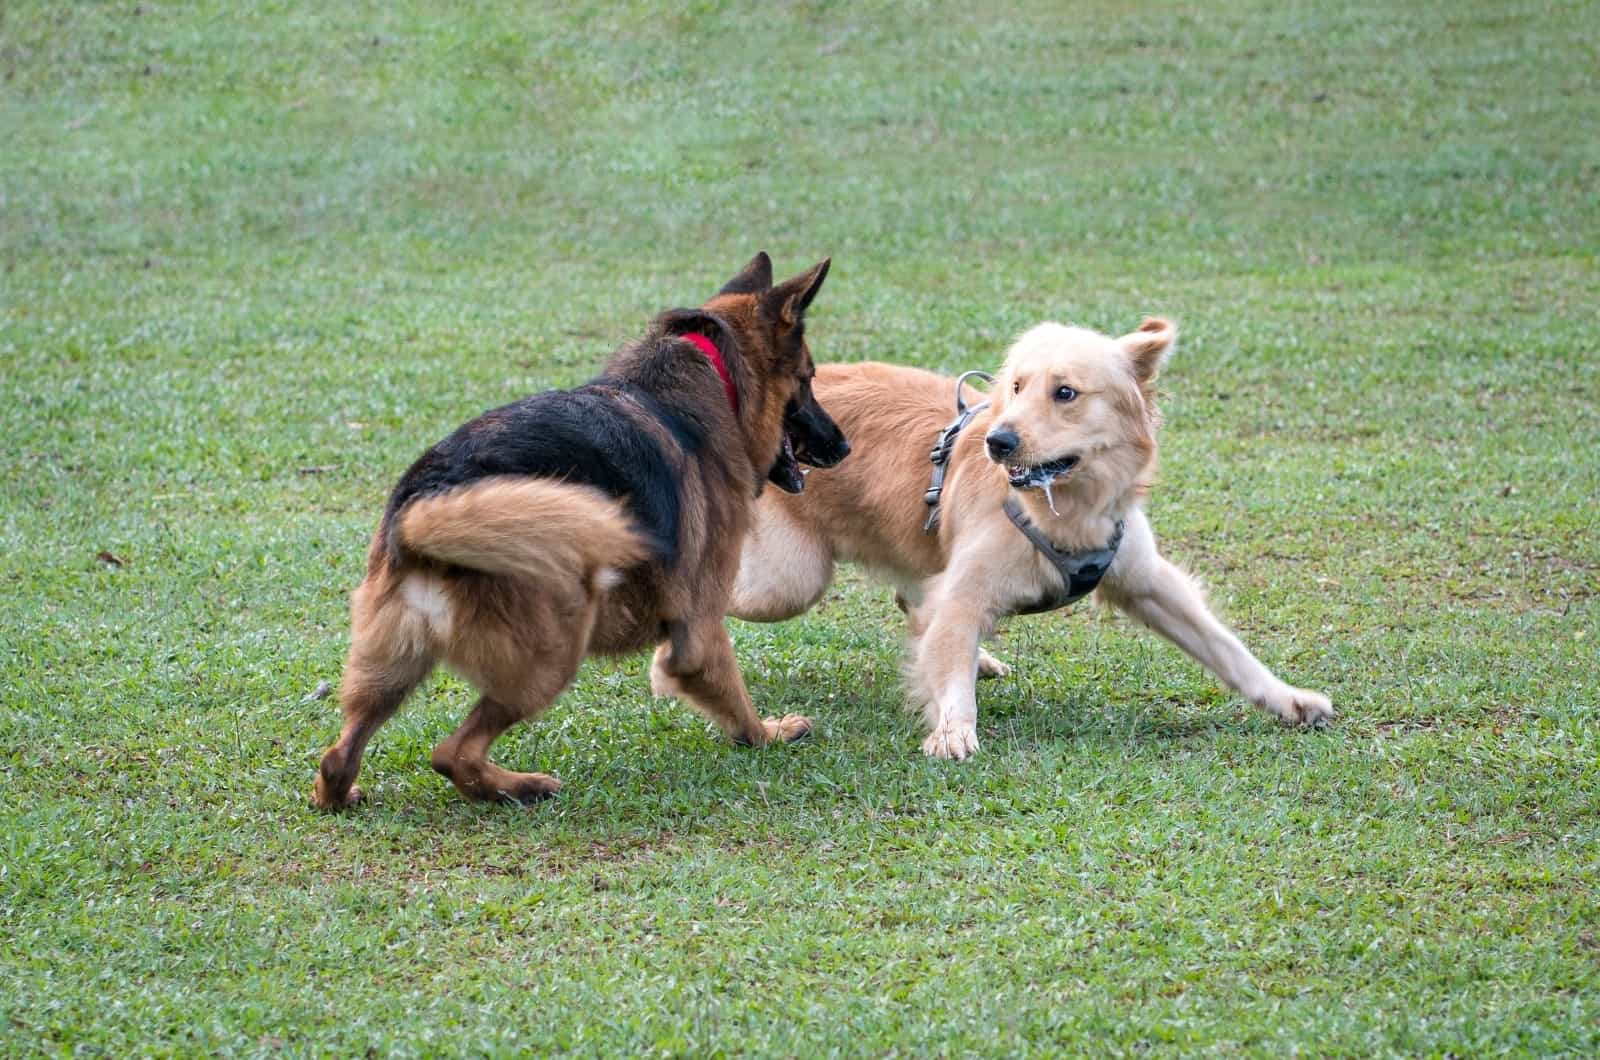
(922, 370, 994, 531)
(383, 379, 702, 563)
(1002, 499, 1123, 614)
(920, 368, 1123, 613)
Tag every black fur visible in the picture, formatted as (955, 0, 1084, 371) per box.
(785, 377, 849, 466)
(375, 274, 844, 572)
(718, 251, 774, 296)
(380, 346, 714, 565)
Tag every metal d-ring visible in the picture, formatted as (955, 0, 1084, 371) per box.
(923, 369, 997, 530)
(953, 369, 994, 418)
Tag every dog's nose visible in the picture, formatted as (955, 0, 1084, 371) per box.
(835, 439, 851, 459)
(986, 428, 1020, 460)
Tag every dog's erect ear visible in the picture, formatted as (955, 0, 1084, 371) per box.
(763, 258, 830, 326)
(719, 252, 774, 296)
(1120, 317, 1177, 386)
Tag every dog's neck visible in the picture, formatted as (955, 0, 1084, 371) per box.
(670, 329, 772, 493)
(682, 332, 739, 414)
(1007, 475, 1136, 553)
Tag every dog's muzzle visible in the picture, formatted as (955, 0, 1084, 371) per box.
(768, 390, 850, 493)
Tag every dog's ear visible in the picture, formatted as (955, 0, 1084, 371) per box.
(719, 252, 774, 296)
(763, 258, 830, 326)
(1120, 317, 1177, 386)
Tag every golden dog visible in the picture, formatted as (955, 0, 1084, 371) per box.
(731, 318, 1333, 758)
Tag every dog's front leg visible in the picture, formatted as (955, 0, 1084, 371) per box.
(898, 587, 1009, 680)
(650, 619, 813, 746)
(1098, 511, 1333, 726)
(908, 589, 991, 760)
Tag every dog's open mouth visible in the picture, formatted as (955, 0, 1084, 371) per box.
(1005, 456, 1078, 490)
(768, 432, 807, 494)
(768, 399, 849, 494)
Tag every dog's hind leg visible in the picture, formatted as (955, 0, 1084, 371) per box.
(975, 649, 1012, 680)
(429, 588, 599, 804)
(650, 619, 811, 746)
(314, 575, 439, 810)
(314, 638, 433, 811)
(429, 693, 566, 804)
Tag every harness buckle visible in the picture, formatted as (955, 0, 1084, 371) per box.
(927, 423, 959, 470)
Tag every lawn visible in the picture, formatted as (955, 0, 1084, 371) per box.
(2, 0, 1597, 1054)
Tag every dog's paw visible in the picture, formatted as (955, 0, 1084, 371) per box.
(493, 772, 563, 805)
(762, 713, 813, 743)
(1262, 685, 1334, 728)
(311, 780, 362, 812)
(922, 721, 979, 760)
(976, 649, 1011, 680)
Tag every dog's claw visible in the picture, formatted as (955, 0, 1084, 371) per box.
(495, 773, 563, 805)
(1263, 685, 1334, 727)
(311, 782, 363, 812)
(922, 722, 979, 760)
(762, 713, 813, 743)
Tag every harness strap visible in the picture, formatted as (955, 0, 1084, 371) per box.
(1003, 498, 1124, 614)
(923, 370, 994, 531)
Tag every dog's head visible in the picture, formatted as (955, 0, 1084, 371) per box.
(983, 318, 1176, 498)
(694, 252, 851, 493)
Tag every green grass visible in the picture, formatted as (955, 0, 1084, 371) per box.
(3, 0, 1597, 1054)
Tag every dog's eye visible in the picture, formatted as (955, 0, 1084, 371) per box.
(1012, 381, 1021, 394)
(1054, 385, 1078, 402)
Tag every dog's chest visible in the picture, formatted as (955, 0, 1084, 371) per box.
(1003, 503, 1123, 616)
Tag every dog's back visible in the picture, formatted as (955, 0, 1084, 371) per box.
(380, 378, 707, 574)
(759, 362, 993, 580)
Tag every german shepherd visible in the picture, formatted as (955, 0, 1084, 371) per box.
(312, 253, 850, 809)
(731, 319, 1332, 758)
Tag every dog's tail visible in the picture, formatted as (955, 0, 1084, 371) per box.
(395, 477, 652, 589)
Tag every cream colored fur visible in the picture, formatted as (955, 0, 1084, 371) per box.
(731, 319, 1333, 758)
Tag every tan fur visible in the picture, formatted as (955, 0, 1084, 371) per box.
(397, 477, 650, 588)
(732, 318, 1333, 758)
(312, 256, 833, 810)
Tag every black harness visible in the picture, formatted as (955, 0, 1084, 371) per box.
(922, 372, 1124, 614)
(922, 371, 995, 531)
(1001, 498, 1123, 613)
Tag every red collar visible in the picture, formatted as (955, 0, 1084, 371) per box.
(682, 332, 738, 414)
